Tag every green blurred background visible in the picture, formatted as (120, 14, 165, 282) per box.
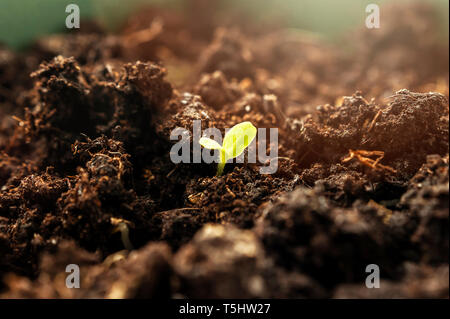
(0, 0, 448, 50)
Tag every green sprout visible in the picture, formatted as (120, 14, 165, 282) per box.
(199, 121, 257, 176)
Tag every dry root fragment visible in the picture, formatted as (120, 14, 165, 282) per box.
(342, 149, 396, 173)
(366, 110, 382, 133)
(121, 17, 164, 47)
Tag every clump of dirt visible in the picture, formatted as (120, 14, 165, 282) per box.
(184, 165, 301, 228)
(33, 32, 123, 66)
(173, 223, 267, 298)
(1, 240, 172, 298)
(255, 186, 402, 288)
(296, 90, 449, 176)
(0, 0, 448, 298)
(400, 154, 449, 263)
(193, 71, 242, 110)
(333, 263, 449, 298)
(197, 28, 254, 80)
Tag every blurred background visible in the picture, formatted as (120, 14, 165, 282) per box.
(0, 0, 448, 50)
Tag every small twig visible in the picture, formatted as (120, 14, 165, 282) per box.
(225, 185, 236, 198)
(166, 166, 177, 178)
(342, 149, 396, 173)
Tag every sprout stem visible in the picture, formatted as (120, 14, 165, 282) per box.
(216, 161, 225, 176)
(116, 222, 134, 251)
(216, 149, 226, 176)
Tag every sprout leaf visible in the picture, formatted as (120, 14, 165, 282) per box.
(199, 137, 222, 150)
(222, 121, 257, 161)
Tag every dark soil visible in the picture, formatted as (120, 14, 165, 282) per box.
(0, 1, 448, 298)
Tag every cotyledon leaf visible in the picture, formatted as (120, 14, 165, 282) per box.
(222, 121, 257, 161)
(199, 137, 223, 150)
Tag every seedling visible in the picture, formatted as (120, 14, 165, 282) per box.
(199, 121, 257, 176)
(111, 217, 134, 251)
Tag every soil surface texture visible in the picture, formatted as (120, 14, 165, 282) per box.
(0, 1, 448, 298)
